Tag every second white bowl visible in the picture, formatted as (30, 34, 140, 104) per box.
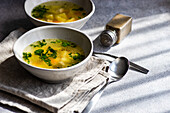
(24, 0, 95, 29)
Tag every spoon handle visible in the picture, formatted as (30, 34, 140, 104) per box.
(93, 51, 118, 59)
(129, 62, 149, 74)
(93, 52, 149, 74)
(82, 78, 109, 113)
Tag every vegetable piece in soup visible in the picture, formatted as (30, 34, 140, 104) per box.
(23, 39, 85, 69)
(31, 1, 87, 23)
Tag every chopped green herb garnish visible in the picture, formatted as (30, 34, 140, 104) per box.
(42, 39, 46, 42)
(34, 49, 44, 56)
(50, 41, 56, 43)
(72, 7, 84, 11)
(30, 44, 39, 47)
(62, 41, 71, 47)
(32, 5, 49, 19)
(78, 16, 81, 19)
(50, 39, 61, 44)
(56, 39, 61, 43)
(34, 46, 57, 66)
(38, 40, 47, 47)
(69, 53, 85, 60)
(73, 53, 85, 60)
(82, 13, 86, 16)
(30, 40, 47, 48)
(61, 41, 76, 48)
(23, 52, 32, 64)
(46, 46, 57, 58)
(70, 43, 77, 48)
(69, 52, 72, 58)
(34, 49, 52, 66)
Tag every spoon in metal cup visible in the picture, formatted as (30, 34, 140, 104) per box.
(82, 57, 129, 113)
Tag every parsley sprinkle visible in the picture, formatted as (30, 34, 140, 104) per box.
(32, 5, 49, 19)
(23, 52, 32, 64)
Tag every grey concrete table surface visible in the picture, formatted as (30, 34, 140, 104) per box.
(0, 0, 170, 113)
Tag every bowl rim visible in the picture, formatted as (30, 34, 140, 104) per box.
(13, 25, 93, 72)
(24, 0, 95, 25)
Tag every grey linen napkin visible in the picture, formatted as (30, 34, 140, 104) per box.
(0, 28, 110, 113)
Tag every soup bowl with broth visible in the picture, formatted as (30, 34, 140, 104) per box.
(13, 26, 93, 83)
(24, 0, 95, 29)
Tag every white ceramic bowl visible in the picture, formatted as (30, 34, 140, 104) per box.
(13, 26, 93, 83)
(24, 0, 95, 29)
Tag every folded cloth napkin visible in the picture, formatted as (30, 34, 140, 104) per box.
(0, 90, 51, 113)
(0, 28, 110, 113)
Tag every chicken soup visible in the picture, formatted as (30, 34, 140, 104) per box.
(23, 39, 85, 69)
(31, 1, 87, 23)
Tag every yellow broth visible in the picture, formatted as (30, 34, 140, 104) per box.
(22, 39, 85, 69)
(31, 1, 87, 23)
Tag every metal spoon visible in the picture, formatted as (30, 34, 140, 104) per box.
(93, 52, 149, 74)
(82, 57, 129, 113)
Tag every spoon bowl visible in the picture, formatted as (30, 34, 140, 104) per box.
(108, 57, 129, 83)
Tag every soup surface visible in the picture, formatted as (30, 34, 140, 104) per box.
(23, 39, 85, 69)
(31, 1, 87, 23)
